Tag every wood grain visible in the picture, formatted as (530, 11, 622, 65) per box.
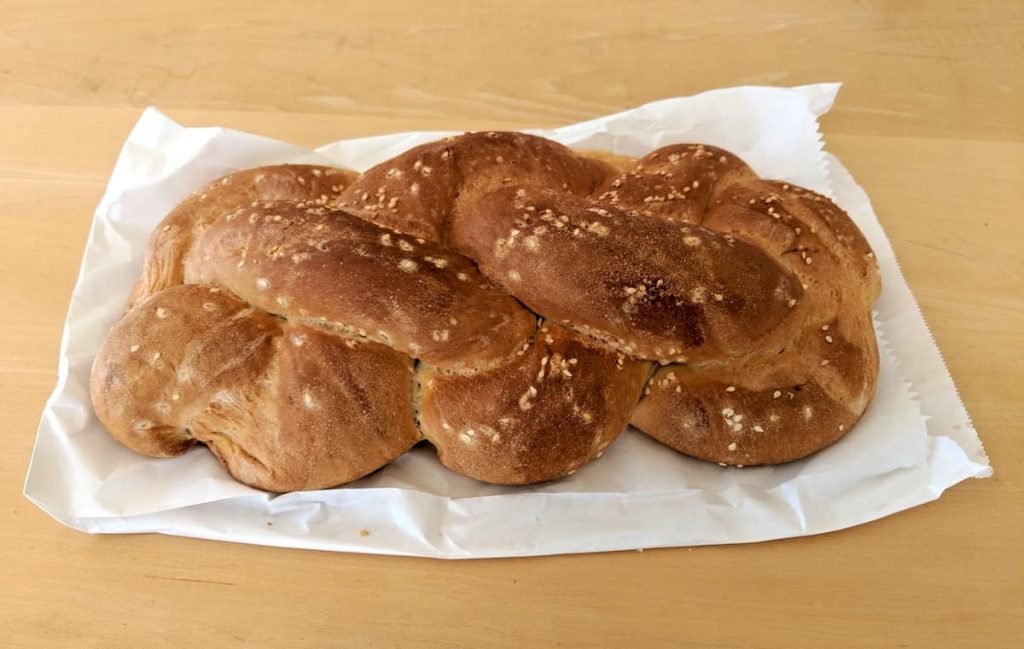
(1, 2, 1021, 648)
(1, 1, 1022, 141)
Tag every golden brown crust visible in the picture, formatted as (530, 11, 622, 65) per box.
(91, 285, 420, 491)
(451, 186, 806, 364)
(631, 309, 878, 465)
(338, 131, 616, 243)
(127, 164, 357, 309)
(417, 323, 649, 484)
(91, 133, 881, 490)
(190, 321, 421, 491)
(91, 285, 279, 458)
(183, 200, 536, 370)
(627, 146, 880, 464)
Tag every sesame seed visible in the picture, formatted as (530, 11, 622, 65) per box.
(727, 442, 737, 451)
(725, 386, 736, 392)
(825, 335, 833, 343)
(155, 307, 169, 318)
(255, 278, 269, 290)
(773, 390, 781, 399)
(431, 329, 450, 342)
(753, 425, 764, 432)
(129, 344, 140, 353)
(398, 259, 418, 272)
(518, 392, 535, 411)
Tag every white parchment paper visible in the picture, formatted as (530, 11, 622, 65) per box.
(24, 84, 991, 557)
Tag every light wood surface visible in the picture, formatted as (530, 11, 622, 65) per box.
(1, 2, 1021, 647)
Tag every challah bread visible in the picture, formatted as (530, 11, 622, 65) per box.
(127, 164, 357, 310)
(90, 133, 880, 491)
(183, 199, 536, 370)
(453, 185, 806, 365)
(90, 284, 420, 490)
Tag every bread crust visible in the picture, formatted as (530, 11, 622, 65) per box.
(91, 135, 880, 490)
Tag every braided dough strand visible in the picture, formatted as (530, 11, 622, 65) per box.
(91, 134, 880, 489)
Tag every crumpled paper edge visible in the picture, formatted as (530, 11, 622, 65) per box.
(23, 84, 991, 557)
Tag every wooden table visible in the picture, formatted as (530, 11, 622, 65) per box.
(2, 2, 1021, 647)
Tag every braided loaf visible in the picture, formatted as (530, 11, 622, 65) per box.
(90, 132, 880, 491)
